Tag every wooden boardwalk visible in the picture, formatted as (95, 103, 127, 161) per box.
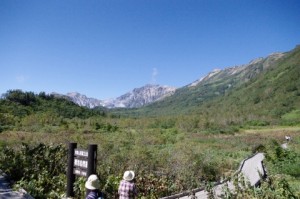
(160, 153, 265, 199)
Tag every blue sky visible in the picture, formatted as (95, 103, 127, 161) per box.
(1, 0, 300, 99)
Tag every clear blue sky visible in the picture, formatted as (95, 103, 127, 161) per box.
(1, 0, 300, 99)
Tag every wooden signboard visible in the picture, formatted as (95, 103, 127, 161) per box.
(74, 148, 89, 177)
(66, 143, 97, 197)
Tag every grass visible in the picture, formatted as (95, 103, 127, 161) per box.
(1, 126, 299, 154)
(1, 125, 299, 163)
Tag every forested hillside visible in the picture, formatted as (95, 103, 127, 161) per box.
(0, 90, 107, 133)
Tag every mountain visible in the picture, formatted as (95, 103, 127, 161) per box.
(53, 45, 299, 125)
(113, 45, 299, 121)
(60, 51, 284, 111)
(54, 84, 176, 109)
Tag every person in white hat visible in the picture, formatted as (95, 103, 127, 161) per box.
(118, 170, 138, 199)
(85, 174, 104, 199)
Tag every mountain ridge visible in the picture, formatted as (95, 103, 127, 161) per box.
(54, 50, 286, 109)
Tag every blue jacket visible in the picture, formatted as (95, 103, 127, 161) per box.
(86, 190, 104, 199)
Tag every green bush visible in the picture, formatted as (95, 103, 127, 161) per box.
(246, 120, 270, 127)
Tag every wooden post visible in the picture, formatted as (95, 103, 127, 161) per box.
(66, 143, 77, 197)
(87, 144, 97, 177)
(86, 144, 97, 197)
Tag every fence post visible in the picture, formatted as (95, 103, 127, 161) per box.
(67, 142, 77, 197)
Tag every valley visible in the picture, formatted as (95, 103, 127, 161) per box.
(0, 45, 299, 198)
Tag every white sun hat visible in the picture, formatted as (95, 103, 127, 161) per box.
(123, 170, 135, 181)
(85, 174, 100, 190)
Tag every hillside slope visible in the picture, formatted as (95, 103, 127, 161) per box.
(204, 45, 300, 124)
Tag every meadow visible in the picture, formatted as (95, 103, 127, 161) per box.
(0, 125, 299, 198)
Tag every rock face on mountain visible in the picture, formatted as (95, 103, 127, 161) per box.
(105, 84, 176, 108)
(56, 84, 176, 109)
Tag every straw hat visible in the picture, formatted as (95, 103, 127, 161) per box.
(85, 174, 100, 190)
(123, 170, 135, 181)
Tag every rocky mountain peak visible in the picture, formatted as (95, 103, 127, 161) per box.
(56, 84, 176, 109)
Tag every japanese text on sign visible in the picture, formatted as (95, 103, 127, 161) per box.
(74, 159, 88, 169)
(74, 168, 87, 177)
(74, 149, 89, 157)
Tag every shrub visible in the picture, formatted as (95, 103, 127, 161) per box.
(0, 143, 67, 199)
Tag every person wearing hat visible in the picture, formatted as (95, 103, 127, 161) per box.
(85, 174, 104, 199)
(118, 170, 138, 199)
